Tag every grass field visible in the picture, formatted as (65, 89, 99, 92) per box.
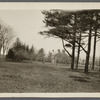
(0, 59, 100, 92)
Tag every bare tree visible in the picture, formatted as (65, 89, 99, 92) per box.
(0, 24, 14, 57)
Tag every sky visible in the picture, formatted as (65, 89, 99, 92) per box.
(0, 4, 100, 59)
(0, 10, 64, 55)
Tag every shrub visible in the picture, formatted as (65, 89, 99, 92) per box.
(6, 49, 15, 61)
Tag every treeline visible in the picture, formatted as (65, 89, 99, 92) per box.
(40, 10, 100, 74)
(6, 38, 70, 64)
(6, 38, 42, 62)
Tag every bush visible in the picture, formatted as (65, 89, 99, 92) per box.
(6, 49, 15, 61)
(6, 48, 29, 62)
(14, 49, 30, 61)
(6, 38, 37, 62)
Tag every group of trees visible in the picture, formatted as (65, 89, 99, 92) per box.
(47, 49, 70, 64)
(6, 37, 70, 64)
(6, 38, 45, 62)
(36, 48, 45, 62)
(0, 22, 14, 57)
(56, 50, 70, 64)
(40, 10, 100, 74)
(6, 38, 35, 62)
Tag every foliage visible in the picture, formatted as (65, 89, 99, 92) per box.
(46, 49, 70, 64)
(6, 38, 35, 62)
(29, 45, 35, 61)
(6, 49, 15, 61)
(40, 9, 100, 73)
(36, 48, 45, 62)
(47, 52, 52, 62)
(55, 50, 70, 64)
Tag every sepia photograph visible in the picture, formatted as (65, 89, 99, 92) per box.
(0, 2, 100, 97)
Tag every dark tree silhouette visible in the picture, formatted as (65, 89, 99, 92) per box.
(6, 49, 15, 61)
(76, 33, 81, 70)
(92, 11, 100, 70)
(40, 9, 100, 73)
(40, 10, 87, 70)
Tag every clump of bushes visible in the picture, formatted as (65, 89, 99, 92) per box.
(6, 38, 35, 62)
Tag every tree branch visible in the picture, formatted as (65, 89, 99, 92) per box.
(62, 39, 72, 57)
(75, 40, 87, 54)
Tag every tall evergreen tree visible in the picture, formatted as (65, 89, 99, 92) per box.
(40, 10, 86, 70)
(92, 11, 100, 70)
(36, 48, 45, 63)
(29, 45, 35, 63)
(40, 9, 100, 73)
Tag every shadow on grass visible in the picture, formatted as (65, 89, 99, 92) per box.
(64, 68, 85, 73)
(88, 71, 99, 77)
(69, 75, 90, 83)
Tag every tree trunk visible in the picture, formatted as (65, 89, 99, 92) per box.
(71, 37, 76, 70)
(3, 45, 5, 58)
(76, 33, 81, 70)
(92, 12, 98, 70)
(92, 30, 97, 70)
(84, 27, 92, 74)
(0, 44, 2, 56)
(71, 43, 75, 70)
(71, 14, 76, 70)
(0, 48, 1, 56)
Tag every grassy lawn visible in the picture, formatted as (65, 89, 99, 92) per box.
(0, 59, 100, 92)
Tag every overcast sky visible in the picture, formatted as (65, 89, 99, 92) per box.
(0, 3, 100, 59)
(0, 10, 64, 55)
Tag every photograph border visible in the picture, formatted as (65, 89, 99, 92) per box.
(0, 2, 100, 99)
